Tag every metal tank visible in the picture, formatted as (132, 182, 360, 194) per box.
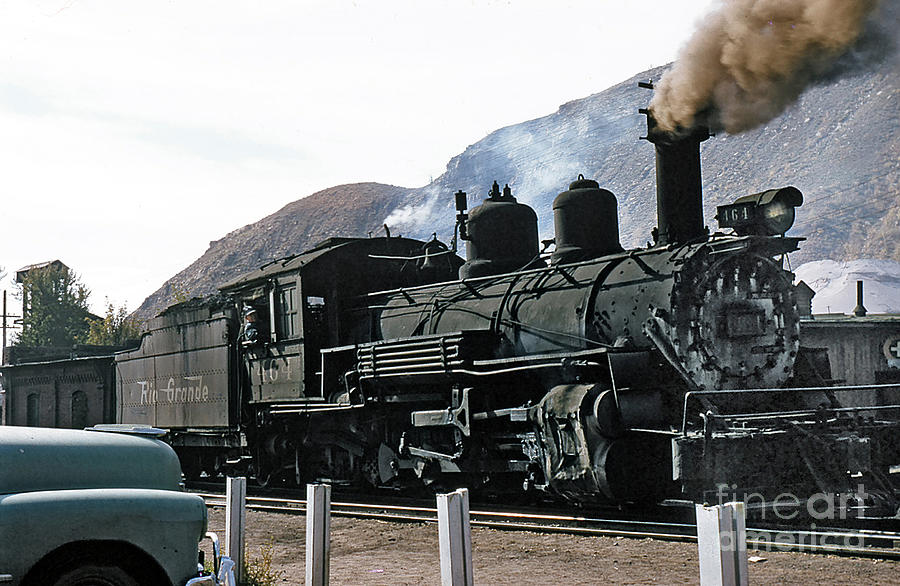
(116, 301, 236, 431)
(459, 181, 540, 279)
(551, 175, 623, 264)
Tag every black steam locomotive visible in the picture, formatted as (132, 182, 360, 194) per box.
(8, 108, 900, 511)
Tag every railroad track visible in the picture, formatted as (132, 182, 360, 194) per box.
(195, 492, 900, 559)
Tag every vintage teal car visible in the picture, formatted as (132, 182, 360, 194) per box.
(0, 426, 221, 586)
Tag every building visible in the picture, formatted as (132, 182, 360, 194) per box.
(15, 260, 70, 321)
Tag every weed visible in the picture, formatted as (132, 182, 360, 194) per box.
(243, 542, 285, 586)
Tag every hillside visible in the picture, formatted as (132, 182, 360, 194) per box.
(135, 56, 899, 319)
(417, 61, 898, 260)
(135, 182, 418, 318)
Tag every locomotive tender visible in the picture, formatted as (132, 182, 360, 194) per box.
(54, 107, 900, 510)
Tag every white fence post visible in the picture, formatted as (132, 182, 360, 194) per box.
(696, 501, 749, 586)
(437, 488, 474, 586)
(305, 483, 332, 586)
(225, 476, 246, 584)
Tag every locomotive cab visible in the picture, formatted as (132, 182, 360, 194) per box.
(221, 237, 464, 403)
(218, 236, 463, 485)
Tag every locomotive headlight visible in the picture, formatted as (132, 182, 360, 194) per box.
(716, 186, 803, 236)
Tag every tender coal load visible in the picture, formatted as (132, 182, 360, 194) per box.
(459, 181, 540, 279)
(551, 175, 623, 264)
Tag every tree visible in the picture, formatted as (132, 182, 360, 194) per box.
(86, 300, 144, 345)
(16, 265, 93, 347)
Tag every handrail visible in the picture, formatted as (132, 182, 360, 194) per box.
(680, 384, 900, 434)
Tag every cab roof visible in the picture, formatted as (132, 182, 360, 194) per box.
(219, 236, 462, 293)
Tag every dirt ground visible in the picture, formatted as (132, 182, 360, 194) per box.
(207, 508, 898, 585)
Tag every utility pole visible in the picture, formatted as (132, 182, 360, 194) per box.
(2, 290, 6, 362)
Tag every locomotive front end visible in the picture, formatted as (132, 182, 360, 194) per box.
(640, 109, 900, 513)
(645, 237, 802, 391)
(634, 108, 803, 392)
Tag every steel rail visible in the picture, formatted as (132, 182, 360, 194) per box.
(195, 492, 900, 559)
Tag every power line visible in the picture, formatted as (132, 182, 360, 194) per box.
(808, 192, 897, 221)
(801, 168, 899, 207)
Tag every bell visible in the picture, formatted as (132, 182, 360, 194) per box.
(419, 237, 446, 271)
(421, 246, 439, 270)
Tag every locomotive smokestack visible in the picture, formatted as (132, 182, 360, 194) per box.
(642, 109, 710, 246)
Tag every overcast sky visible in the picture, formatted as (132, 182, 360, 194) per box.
(0, 0, 717, 318)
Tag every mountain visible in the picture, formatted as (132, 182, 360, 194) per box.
(135, 56, 899, 320)
(134, 182, 418, 319)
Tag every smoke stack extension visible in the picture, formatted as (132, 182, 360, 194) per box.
(641, 109, 710, 246)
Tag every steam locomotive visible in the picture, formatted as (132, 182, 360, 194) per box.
(8, 107, 900, 512)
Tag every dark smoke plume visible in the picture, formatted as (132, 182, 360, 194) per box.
(650, 0, 895, 133)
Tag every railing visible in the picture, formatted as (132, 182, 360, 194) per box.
(356, 331, 498, 380)
(680, 384, 900, 435)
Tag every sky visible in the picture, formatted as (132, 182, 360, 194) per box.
(0, 0, 718, 320)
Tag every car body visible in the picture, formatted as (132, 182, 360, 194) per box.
(0, 426, 219, 586)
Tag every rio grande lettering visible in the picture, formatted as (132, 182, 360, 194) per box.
(138, 375, 210, 405)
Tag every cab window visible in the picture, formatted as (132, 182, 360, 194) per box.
(276, 285, 298, 339)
